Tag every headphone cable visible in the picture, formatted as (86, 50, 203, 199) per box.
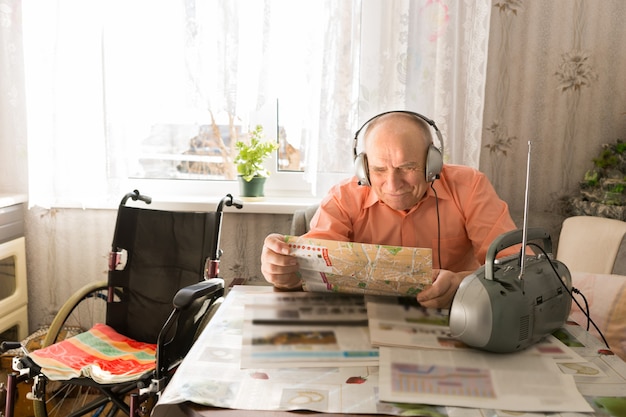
(430, 182, 442, 270)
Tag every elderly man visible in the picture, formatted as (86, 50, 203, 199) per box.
(261, 111, 517, 309)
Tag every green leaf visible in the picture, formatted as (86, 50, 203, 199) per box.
(234, 125, 279, 180)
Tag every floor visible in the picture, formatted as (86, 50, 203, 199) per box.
(1, 364, 36, 417)
(1, 359, 147, 417)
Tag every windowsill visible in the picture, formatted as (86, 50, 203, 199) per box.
(29, 194, 321, 214)
(134, 195, 321, 215)
(0, 193, 28, 209)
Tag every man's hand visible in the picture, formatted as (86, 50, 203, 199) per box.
(260, 233, 302, 290)
(416, 269, 471, 309)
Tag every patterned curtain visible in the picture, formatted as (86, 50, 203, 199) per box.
(481, 0, 626, 233)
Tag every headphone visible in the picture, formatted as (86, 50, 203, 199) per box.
(352, 110, 445, 186)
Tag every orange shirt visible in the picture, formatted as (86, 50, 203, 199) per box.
(303, 164, 517, 272)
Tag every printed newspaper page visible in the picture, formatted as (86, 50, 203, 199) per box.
(285, 235, 432, 297)
(240, 291, 378, 368)
(378, 346, 594, 413)
(153, 286, 626, 417)
(366, 299, 589, 363)
(366, 299, 457, 350)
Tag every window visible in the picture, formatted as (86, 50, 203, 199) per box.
(24, 1, 348, 206)
(102, 1, 328, 199)
(23, 1, 490, 208)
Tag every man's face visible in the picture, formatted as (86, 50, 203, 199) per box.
(364, 116, 430, 211)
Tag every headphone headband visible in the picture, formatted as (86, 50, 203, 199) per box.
(352, 110, 445, 185)
(352, 110, 444, 158)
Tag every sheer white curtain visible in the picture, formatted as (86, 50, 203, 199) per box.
(0, 0, 28, 194)
(356, 0, 492, 167)
(23, 0, 109, 208)
(22, 0, 491, 207)
(296, 0, 493, 195)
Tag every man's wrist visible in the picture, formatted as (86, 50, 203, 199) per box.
(273, 283, 303, 292)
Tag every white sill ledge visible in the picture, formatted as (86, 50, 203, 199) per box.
(0, 193, 28, 209)
(136, 195, 321, 215)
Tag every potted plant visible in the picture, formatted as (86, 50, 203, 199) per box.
(234, 125, 279, 197)
(566, 139, 626, 220)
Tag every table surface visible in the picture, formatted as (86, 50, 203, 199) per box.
(152, 285, 626, 417)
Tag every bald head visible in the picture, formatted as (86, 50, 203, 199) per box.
(361, 112, 436, 211)
(363, 112, 433, 152)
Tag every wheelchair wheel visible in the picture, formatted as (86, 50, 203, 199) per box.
(33, 280, 129, 417)
(43, 280, 118, 346)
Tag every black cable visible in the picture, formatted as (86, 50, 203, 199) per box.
(527, 242, 610, 350)
(571, 287, 591, 331)
(430, 182, 442, 270)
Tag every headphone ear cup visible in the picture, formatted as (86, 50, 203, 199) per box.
(425, 144, 443, 182)
(354, 152, 371, 186)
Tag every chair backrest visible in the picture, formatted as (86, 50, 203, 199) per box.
(107, 205, 219, 343)
(556, 216, 626, 275)
(290, 204, 319, 236)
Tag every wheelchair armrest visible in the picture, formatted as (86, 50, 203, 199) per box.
(1, 341, 22, 353)
(172, 278, 224, 310)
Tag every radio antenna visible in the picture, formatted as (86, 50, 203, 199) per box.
(519, 141, 532, 279)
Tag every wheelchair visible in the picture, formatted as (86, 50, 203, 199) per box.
(1, 190, 242, 417)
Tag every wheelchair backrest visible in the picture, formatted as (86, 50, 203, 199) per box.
(107, 205, 219, 343)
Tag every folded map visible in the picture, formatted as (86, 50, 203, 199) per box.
(285, 235, 433, 297)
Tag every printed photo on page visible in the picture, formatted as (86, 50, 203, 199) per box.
(241, 291, 378, 368)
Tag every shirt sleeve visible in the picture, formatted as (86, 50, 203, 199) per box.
(302, 180, 359, 242)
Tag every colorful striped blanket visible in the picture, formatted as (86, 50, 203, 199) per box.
(28, 323, 157, 384)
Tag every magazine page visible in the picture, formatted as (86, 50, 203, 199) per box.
(367, 299, 457, 350)
(153, 286, 384, 415)
(378, 346, 593, 413)
(367, 299, 589, 363)
(285, 235, 432, 297)
(240, 291, 378, 368)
